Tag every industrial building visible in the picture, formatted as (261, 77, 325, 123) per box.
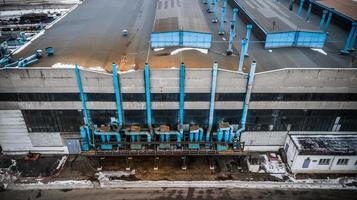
(0, 0, 356, 174)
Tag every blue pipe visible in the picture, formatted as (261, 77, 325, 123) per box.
(179, 63, 185, 129)
(323, 10, 333, 32)
(218, 6, 226, 35)
(112, 63, 123, 127)
(319, 10, 328, 30)
(288, 0, 294, 11)
(75, 64, 91, 127)
(207, 0, 212, 12)
(341, 22, 357, 54)
(238, 38, 248, 72)
(226, 8, 238, 55)
(17, 50, 42, 67)
(206, 62, 218, 144)
(212, 0, 218, 23)
(305, 2, 312, 21)
(144, 63, 152, 128)
(223, 0, 227, 22)
(244, 24, 252, 56)
(297, 0, 305, 16)
(349, 27, 357, 51)
(232, 8, 238, 38)
(236, 61, 256, 140)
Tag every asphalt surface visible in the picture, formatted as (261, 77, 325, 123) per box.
(1, 188, 356, 200)
(14, 0, 356, 72)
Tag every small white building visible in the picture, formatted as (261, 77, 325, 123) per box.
(284, 134, 357, 174)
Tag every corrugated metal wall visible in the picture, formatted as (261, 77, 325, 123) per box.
(265, 31, 327, 48)
(151, 31, 212, 48)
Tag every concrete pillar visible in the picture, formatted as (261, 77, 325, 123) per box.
(297, 0, 305, 16)
(319, 10, 328, 30)
(238, 38, 247, 72)
(244, 24, 252, 56)
(341, 21, 357, 54)
(323, 9, 333, 32)
(305, 2, 312, 21)
(212, 0, 218, 23)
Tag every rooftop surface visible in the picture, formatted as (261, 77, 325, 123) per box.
(236, 0, 321, 32)
(153, 0, 210, 33)
(13, 0, 356, 72)
(315, 0, 357, 21)
(292, 134, 357, 156)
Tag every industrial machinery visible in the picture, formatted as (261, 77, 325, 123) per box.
(77, 61, 257, 156)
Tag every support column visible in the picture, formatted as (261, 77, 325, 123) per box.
(238, 38, 247, 72)
(218, 5, 226, 35)
(212, 0, 218, 23)
(179, 63, 185, 129)
(297, 0, 305, 16)
(144, 63, 152, 128)
(244, 24, 252, 56)
(223, 0, 227, 22)
(319, 10, 328, 30)
(206, 62, 218, 147)
(207, 0, 212, 13)
(349, 27, 357, 51)
(341, 21, 357, 54)
(305, 1, 312, 21)
(288, 0, 294, 11)
(323, 9, 333, 32)
(226, 8, 238, 55)
(112, 63, 123, 127)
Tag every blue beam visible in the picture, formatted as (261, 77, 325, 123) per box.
(179, 63, 185, 128)
(144, 63, 152, 127)
(212, 0, 218, 23)
(341, 21, 357, 54)
(218, 6, 226, 35)
(238, 38, 247, 72)
(323, 10, 333, 32)
(226, 8, 238, 55)
(244, 24, 252, 56)
(206, 62, 218, 143)
(305, 2, 312, 21)
(297, 0, 305, 16)
(112, 63, 123, 127)
(74, 64, 91, 127)
(319, 10, 328, 30)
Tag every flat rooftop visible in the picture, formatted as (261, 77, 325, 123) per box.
(13, 0, 356, 72)
(237, 0, 321, 33)
(153, 0, 210, 33)
(315, 0, 357, 21)
(291, 134, 357, 156)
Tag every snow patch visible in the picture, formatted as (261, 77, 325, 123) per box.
(311, 48, 327, 55)
(55, 156, 68, 170)
(153, 48, 165, 52)
(88, 66, 106, 72)
(170, 48, 208, 55)
(52, 63, 75, 68)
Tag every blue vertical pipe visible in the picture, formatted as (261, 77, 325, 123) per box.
(179, 63, 185, 129)
(297, 0, 305, 16)
(319, 10, 328, 30)
(206, 62, 218, 143)
(218, 6, 226, 35)
(207, 0, 212, 12)
(226, 8, 238, 55)
(349, 27, 357, 51)
(323, 10, 333, 32)
(75, 64, 91, 127)
(341, 22, 357, 54)
(305, 2, 312, 21)
(244, 24, 252, 56)
(223, 0, 227, 22)
(288, 0, 294, 11)
(236, 61, 256, 139)
(232, 8, 238, 38)
(212, 0, 218, 23)
(144, 63, 152, 128)
(112, 63, 123, 127)
(238, 38, 248, 72)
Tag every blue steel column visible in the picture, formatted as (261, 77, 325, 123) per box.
(235, 61, 256, 140)
(179, 63, 185, 129)
(238, 38, 248, 72)
(226, 8, 238, 55)
(323, 9, 333, 32)
(297, 0, 305, 16)
(223, 0, 227, 22)
(144, 63, 152, 128)
(244, 24, 252, 56)
(218, 6, 226, 35)
(112, 63, 123, 127)
(305, 1, 312, 21)
(206, 62, 218, 145)
(341, 21, 357, 54)
(349, 26, 357, 51)
(212, 0, 218, 23)
(207, 0, 212, 13)
(319, 10, 328, 30)
(288, 0, 294, 11)
(75, 64, 91, 127)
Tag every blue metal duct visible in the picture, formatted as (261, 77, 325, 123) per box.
(236, 61, 256, 140)
(238, 38, 248, 72)
(179, 63, 185, 129)
(144, 63, 152, 128)
(112, 63, 123, 127)
(206, 62, 218, 145)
